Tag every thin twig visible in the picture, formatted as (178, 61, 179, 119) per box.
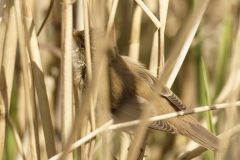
(108, 101, 240, 131)
(37, 0, 55, 36)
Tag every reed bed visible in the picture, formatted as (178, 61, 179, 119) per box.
(0, 0, 240, 160)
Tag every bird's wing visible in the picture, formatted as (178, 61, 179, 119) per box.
(160, 86, 187, 111)
(149, 118, 178, 134)
(139, 70, 187, 111)
(113, 95, 178, 134)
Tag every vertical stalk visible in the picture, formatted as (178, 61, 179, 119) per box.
(128, 2, 142, 61)
(22, 0, 56, 158)
(157, 0, 169, 78)
(14, 0, 40, 159)
(61, 0, 73, 159)
(0, 0, 17, 158)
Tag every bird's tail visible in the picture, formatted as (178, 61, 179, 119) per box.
(172, 115, 226, 152)
(186, 123, 225, 151)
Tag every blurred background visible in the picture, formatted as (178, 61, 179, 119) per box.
(1, 0, 240, 159)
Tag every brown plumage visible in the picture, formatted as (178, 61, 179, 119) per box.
(72, 28, 224, 151)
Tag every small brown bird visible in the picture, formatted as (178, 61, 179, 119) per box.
(72, 28, 223, 151)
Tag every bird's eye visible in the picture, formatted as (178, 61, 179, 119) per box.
(80, 43, 85, 49)
(78, 34, 85, 49)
